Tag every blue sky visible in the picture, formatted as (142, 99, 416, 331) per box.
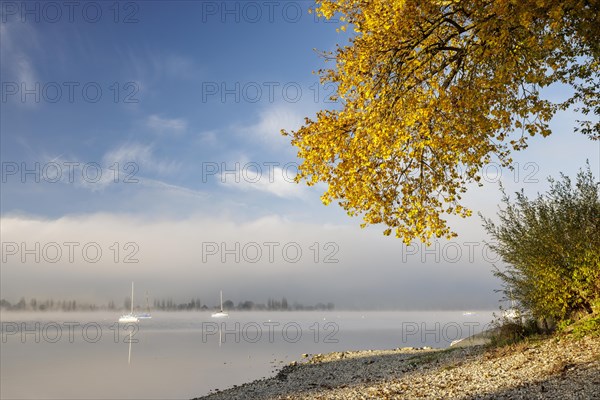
(1, 1, 598, 309)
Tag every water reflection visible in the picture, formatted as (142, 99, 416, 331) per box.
(1, 310, 495, 399)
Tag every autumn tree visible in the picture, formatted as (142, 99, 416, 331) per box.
(483, 164, 600, 322)
(284, 0, 599, 243)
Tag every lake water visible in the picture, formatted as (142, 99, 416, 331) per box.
(1, 310, 495, 399)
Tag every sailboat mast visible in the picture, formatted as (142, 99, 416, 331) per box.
(220, 290, 223, 312)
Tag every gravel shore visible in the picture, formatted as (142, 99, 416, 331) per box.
(194, 335, 600, 399)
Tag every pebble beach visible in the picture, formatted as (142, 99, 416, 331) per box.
(195, 335, 600, 399)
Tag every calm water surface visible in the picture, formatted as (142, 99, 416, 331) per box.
(1, 310, 495, 399)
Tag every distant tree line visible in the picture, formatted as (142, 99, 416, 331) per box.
(0, 296, 334, 312)
(0, 298, 96, 311)
(234, 297, 334, 311)
(153, 298, 204, 311)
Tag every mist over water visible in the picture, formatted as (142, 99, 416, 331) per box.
(4, 3, 592, 399)
(1, 310, 495, 399)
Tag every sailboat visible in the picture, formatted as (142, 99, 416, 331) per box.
(119, 282, 139, 323)
(136, 291, 152, 320)
(503, 290, 520, 321)
(211, 290, 229, 318)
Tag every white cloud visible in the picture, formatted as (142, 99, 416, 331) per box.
(146, 115, 187, 136)
(121, 50, 200, 98)
(219, 165, 307, 199)
(137, 177, 208, 199)
(102, 142, 180, 176)
(195, 130, 218, 147)
(13, 54, 36, 89)
(8, 145, 188, 194)
(239, 104, 306, 148)
(0, 22, 39, 101)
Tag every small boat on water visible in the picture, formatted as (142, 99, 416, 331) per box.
(119, 314, 139, 323)
(502, 290, 521, 322)
(211, 290, 229, 318)
(503, 308, 520, 321)
(119, 282, 139, 323)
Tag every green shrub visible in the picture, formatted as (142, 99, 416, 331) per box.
(483, 163, 600, 324)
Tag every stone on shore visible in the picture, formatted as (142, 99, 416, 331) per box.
(194, 335, 600, 399)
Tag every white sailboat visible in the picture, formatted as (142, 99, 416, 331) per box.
(119, 282, 139, 323)
(136, 291, 152, 320)
(503, 290, 520, 322)
(211, 290, 229, 318)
